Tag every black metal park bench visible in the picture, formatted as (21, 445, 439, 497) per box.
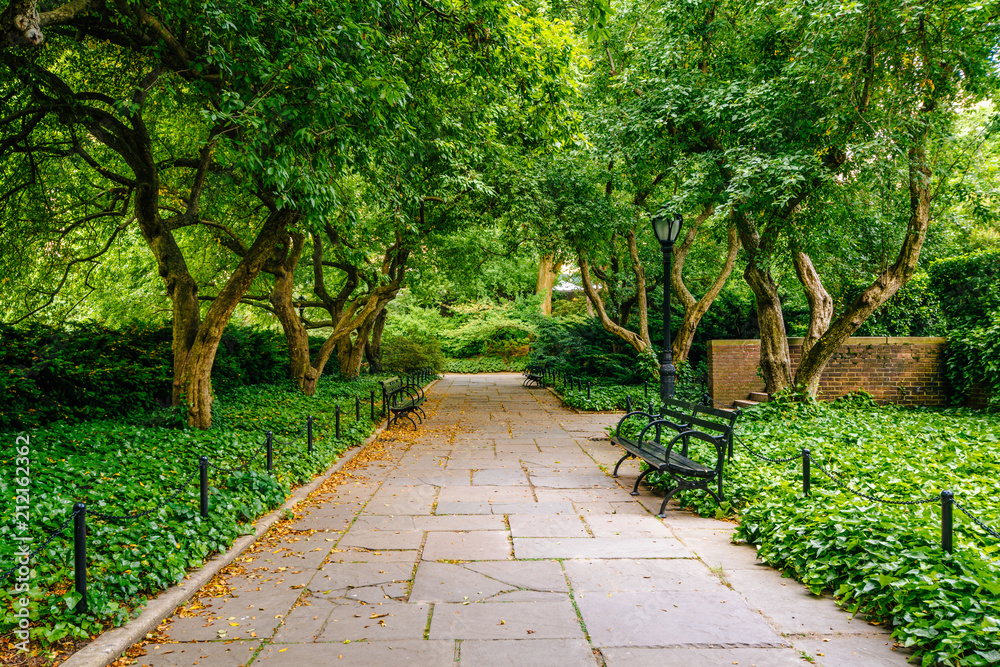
(522, 365, 546, 388)
(380, 375, 428, 429)
(610, 397, 741, 517)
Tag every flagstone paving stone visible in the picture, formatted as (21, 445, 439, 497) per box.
(134, 373, 911, 666)
(457, 638, 597, 666)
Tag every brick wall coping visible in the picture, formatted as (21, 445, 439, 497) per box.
(708, 336, 947, 347)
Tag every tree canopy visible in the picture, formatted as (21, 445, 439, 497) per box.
(2, 0, 999, 421)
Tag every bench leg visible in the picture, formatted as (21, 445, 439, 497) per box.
(707, 484, 723, 505)
(404, 412, 418, 430)
(657, 485, 682, 518)
(631, 468, 653, 496)
(611, 452, 633, 478)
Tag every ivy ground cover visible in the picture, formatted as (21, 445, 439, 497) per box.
(648, 398, 1000, 667)
(0, 375, 389, 656)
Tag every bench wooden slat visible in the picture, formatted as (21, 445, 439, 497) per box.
(692, 403, 740, 420)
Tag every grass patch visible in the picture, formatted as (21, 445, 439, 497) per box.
(0, 375, 391, 652)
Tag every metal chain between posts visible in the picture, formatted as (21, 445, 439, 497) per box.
(208, 437, 270, 475)
(809, 457, 938, 506)
(954, 501, 1000, 540)
(0, 509, 79, 583)
(88, 476, 196, 523)
(732, 432, 805, 464)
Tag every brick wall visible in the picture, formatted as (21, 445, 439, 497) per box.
(707, 337, 949, 407)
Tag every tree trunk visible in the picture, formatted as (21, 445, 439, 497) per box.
(794, 146, 932, 396)
(536, 254, 562, 315)
(365, 307, 388, 372)
(625, 228, 653, 351)
(340, 316, 377, 378)
(735, 212, 793, 394)
(672, 214, 739, 364)
(792, 249, 833, 359)
(578, 252, 650, 356)
(175, 208, 298, 428)
(266, 232, 321, 394)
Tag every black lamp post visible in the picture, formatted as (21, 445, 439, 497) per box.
(296, 295, 305, 320)
(651, 210, 684, 403)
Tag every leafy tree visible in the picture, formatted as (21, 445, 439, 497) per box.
(1, 1, 476, 426)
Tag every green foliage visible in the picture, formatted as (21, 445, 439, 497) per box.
(381, 332, 446, 374)
(928, 251, 1000, 406)
(838, 272, 943, 338)
(645, 401, 1000, 667)
(0, 322, 172, 431)
(554, 361, 705, 411)
(529, 315, 655, 384)
(0, 322, 292, 432)
(211, 327, 290, 393)
(384, 295, 538, 371)
(439, 300, 537, 360)
(445, 357, 528, 373)
(0, 374, 391, 648)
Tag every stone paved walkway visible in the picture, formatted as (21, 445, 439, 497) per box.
(136, 374, 913, 666)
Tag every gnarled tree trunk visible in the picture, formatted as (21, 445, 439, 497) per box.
(365, 307, 388, 373)
(793, 146, 932, 396)
(173, 208, 297, 427)
(578, 250, 651, 356)
(671, 206, 739, 364)
(792, 248, 833, 360)
(735, 212, 793, 394)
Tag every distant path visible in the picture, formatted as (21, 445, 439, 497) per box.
(128, 373, 910, 666)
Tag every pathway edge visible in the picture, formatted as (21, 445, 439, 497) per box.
(61, 426, 386, 667)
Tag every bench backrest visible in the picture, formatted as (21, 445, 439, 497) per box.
(380, 377, 404, 397)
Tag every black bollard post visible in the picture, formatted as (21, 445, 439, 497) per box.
(941, 490, 954, 554)
(644, 380, 648, 400)
(625, 395, 632, 412)
(336, 405, 341, 439)
(266, 431, 273, 473)
(356, 396, 361, 421)
(74, 503, 88, 614)
(371, 390, 376, 421)
(199, 456, 209, 518)
(307, 415, 314, 454)
(802, 449, 810, 497)
(587, 381, 592, 400)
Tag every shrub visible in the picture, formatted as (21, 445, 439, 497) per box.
(529, 315, 655, 384)
(928, 250, 1000, 407)
(0, 321, 172, 431)
(445, 356, 528, 373)
(212, 326, 290, 392)
(832, 271, 943, 337)
(439, 299, 537, 359)
(0, 321, 292, 431)
(381, 331, 446, 373)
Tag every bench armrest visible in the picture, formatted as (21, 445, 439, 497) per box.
(613, 410, 658, 440)
(388, 386, 419, 405)
(658, 428, 725, 469)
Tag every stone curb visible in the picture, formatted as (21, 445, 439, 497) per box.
(61, 413, 397, 667)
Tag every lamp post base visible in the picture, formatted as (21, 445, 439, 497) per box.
(659, 361, 676, 405)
